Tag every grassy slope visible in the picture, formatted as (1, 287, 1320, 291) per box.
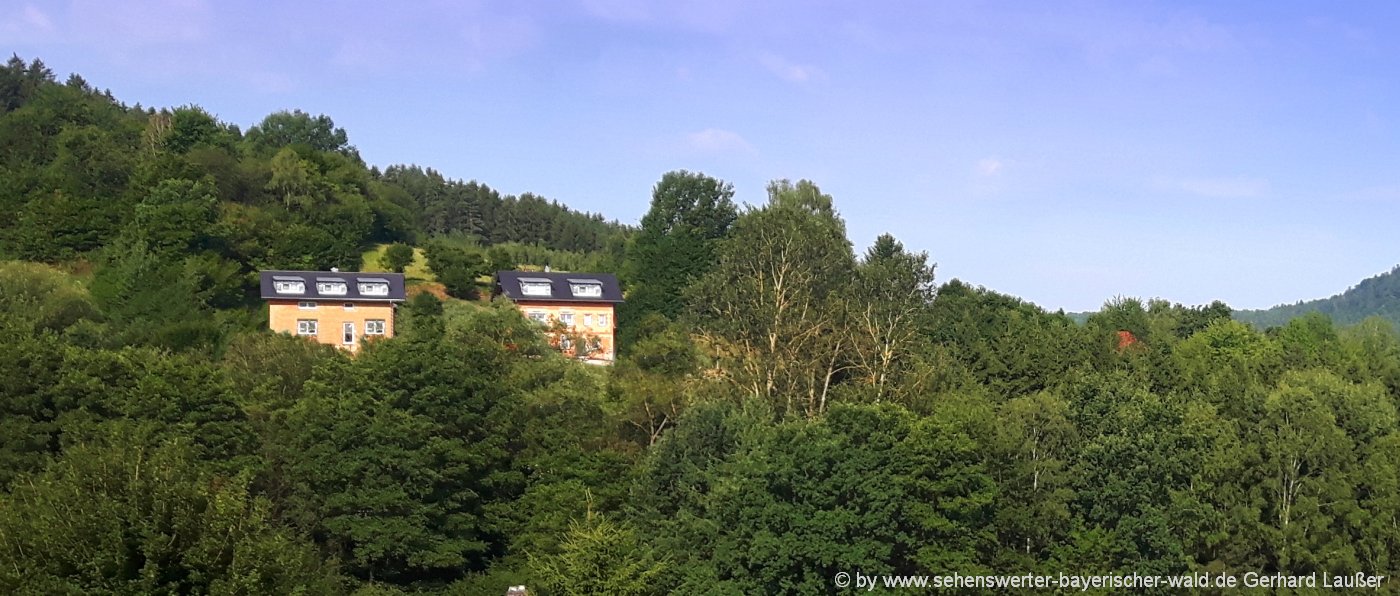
(360, 244, 434, 281)
(360, 244, 494, 302)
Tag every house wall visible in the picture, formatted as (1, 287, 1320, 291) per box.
(268, 300, 396, 352)
(511, 300, 618, 362)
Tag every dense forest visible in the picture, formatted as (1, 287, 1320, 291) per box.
(6, 56, 1400, 595)
(1236, 265, 1400, 330)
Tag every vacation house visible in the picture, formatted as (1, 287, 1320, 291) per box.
(260, 270, 406, 352)
(494, 270, 623, 363)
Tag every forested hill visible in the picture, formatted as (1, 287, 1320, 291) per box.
(0, 55, 627, 271)
(1234, 264, 1400, 329)
(15, 54, 1400, 595)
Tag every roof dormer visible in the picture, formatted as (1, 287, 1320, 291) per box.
(316, 278, 348, 296)
(357, 278, 390, 297)
(272, 276, 306, 295)
(568, 278, 603, 298)
(519, 277, 553, 297)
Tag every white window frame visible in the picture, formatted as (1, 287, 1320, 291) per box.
(296, 319, 318, 336)
(598, 314, 609, 327)
(317, 281, 348, 296)
(527, 311, 548, 324)
(584, 313, 593, 327)
(520, 281, 552, 297)
(366, 319, 387, 335)
(560, 312, 575, 327)
(569, 283, 602, 298)
(358, 282, 389, 297)
(343, 302, 356, 311)
(275, 280, 306, 294)
(298, 301, 317, 310)
(342, 322, 356, 345)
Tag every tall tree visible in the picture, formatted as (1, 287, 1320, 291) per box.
(244, 109, 356, 158)
(847, 233, 937, 402)
(0, 430, 339, 595)
(619, 171, 737, 347)
(688, 179, 854, 418)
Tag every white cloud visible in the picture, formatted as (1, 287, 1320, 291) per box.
(1178, 176, 1269, 198)
(579, 0, 651, 22)
(1336, 184, 1400, 203)
(578, 0, 741, 33)
(67, 0, 212, 45)
(333, 38, 396, 71)
(21, 5, 52, 31)
(685, 128, 755, 154)
(459, 12, 539, 71)
(760, 53, 824, 83)
(975, 157, 1005, 177)
(1, 4, 56, 41)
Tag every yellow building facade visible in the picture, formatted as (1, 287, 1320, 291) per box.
(260, 270, 406, 352)
(495, 271, 623, 364)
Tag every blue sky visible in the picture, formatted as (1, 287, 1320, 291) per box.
(6, 1, 1400, 312)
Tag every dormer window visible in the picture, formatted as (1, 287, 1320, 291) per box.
(519, 277, 552, 297)
(358, 279, 390, 297)
(568, 279, 603, 298)
(273, 276, 305, 294)
(316, 278, 348, 296)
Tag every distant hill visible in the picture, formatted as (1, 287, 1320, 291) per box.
(1234, 265, 1400, 329)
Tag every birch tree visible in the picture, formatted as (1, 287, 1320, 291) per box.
(688, 179, 854, 418)
(847, 233, 936, 402)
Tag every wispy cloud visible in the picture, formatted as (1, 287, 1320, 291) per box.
(1177, 176, 1269, 199)
(67, 0, 213, 45)
(685, 128, 755, 154)
(1335, 184, 1400, 204)
(20, 4, 52, 31)
(760, 53, 824, 83)
(1, 4, 57, 41)
(578, 0, 651, 23)
(578, 0, 742, 33)
(333, 38, 396, 72)
(975, 157, 1006, 177)
(459, 12, 540, 72)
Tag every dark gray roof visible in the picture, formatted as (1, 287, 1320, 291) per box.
(259, 270, 407, 302)
(495, 271, 624, 303)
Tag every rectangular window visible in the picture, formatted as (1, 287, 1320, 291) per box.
(598, 314, 609, 327)
(342, 322, 356, 345)
(560, 312, 575, 327)
(358, 281, 390, 296)
(527, 311, 548, 324)
(317, 279, 348, 296)
(296, 319, 318, 336)
(584, 314, 593, 327)
(366, 319, 386, 335)
(298, 301, 317, 309)
(343, 302, 355, 311)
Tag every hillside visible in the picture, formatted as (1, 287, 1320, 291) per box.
(0, 55, 627, 348)
(1234, 265, 1400, 329)
(12, 55, 1400, 595)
